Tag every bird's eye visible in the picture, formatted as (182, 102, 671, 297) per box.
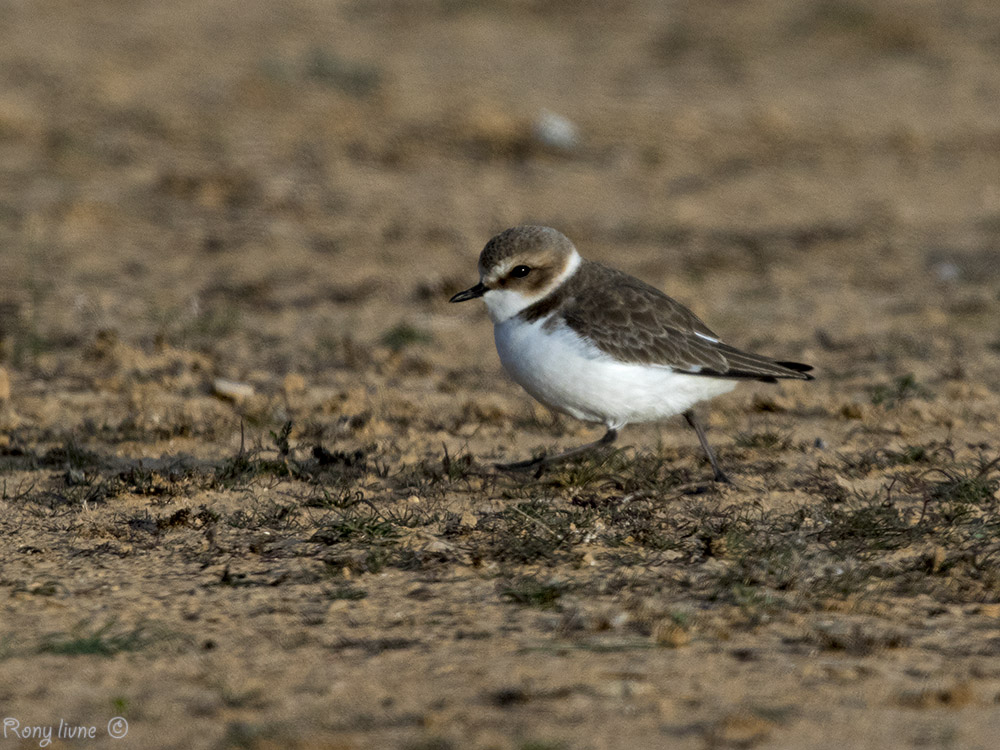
(510, 265, 531, 278)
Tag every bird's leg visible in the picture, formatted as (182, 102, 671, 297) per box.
(496, 427, 619, 472)
(683, 410, 732, 484)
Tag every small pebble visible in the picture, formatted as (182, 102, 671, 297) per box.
(212, 378, 255, 401)
(932, 261, 961, 282)
(533, 109, 579, 151)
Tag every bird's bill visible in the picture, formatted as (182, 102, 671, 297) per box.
(449, 282, 488, 303)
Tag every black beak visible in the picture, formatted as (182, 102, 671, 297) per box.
(449, 282, 488, 303)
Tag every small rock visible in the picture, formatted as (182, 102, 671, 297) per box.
(653, 621, 691, 648)
(65, 468, 87, 486)
(932, 261, 961, 282)
(533, 109, 579, 151)
(0, 366, 10, 401)
(212, 378, 255, 401)
(928, 546, 947, 574)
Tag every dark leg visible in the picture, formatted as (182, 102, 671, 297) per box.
(683, 410, 732, 484)
(496, 427, 619, 472)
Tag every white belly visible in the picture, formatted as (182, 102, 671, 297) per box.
(493, 317, 737, 429)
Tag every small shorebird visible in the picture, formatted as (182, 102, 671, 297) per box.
(450, 226, 813, 481)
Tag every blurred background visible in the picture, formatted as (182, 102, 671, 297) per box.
(1, 0, 999, 432)
(3, 4, 1000, 747)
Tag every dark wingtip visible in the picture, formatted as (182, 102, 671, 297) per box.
(774, 361, 814, 380)
(774, 361, 813, 372)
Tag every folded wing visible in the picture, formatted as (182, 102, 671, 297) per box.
(558, 263, 814, 383)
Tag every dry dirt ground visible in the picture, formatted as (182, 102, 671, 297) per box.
(2, 1, 1000, 748)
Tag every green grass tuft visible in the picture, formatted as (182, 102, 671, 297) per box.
(39, 620, 162, 656)
(381, 322, 433, 352)
(500, 576, 570, 608)
(868, 373, 931, 407)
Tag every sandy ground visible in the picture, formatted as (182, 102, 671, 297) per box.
(2, 0, 1000, 748)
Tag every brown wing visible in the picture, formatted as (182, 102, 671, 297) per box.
(541, 262, 813, 382)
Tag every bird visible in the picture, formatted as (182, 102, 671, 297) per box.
(449, 226, 813, 481)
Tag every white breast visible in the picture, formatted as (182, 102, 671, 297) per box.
(493, 316, 736, 428)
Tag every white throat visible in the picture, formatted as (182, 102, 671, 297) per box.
(481, 250, 581, 324)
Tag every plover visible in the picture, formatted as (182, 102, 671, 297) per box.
(450, 226, 813, 481)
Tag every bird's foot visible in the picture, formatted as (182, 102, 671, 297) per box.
(495, 455, 547, 472)
(712, 468, 734, 485)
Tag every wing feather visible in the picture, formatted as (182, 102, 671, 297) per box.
(532, 261, 813, 382)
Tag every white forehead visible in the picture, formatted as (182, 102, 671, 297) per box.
(480, 256, 516, 280)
